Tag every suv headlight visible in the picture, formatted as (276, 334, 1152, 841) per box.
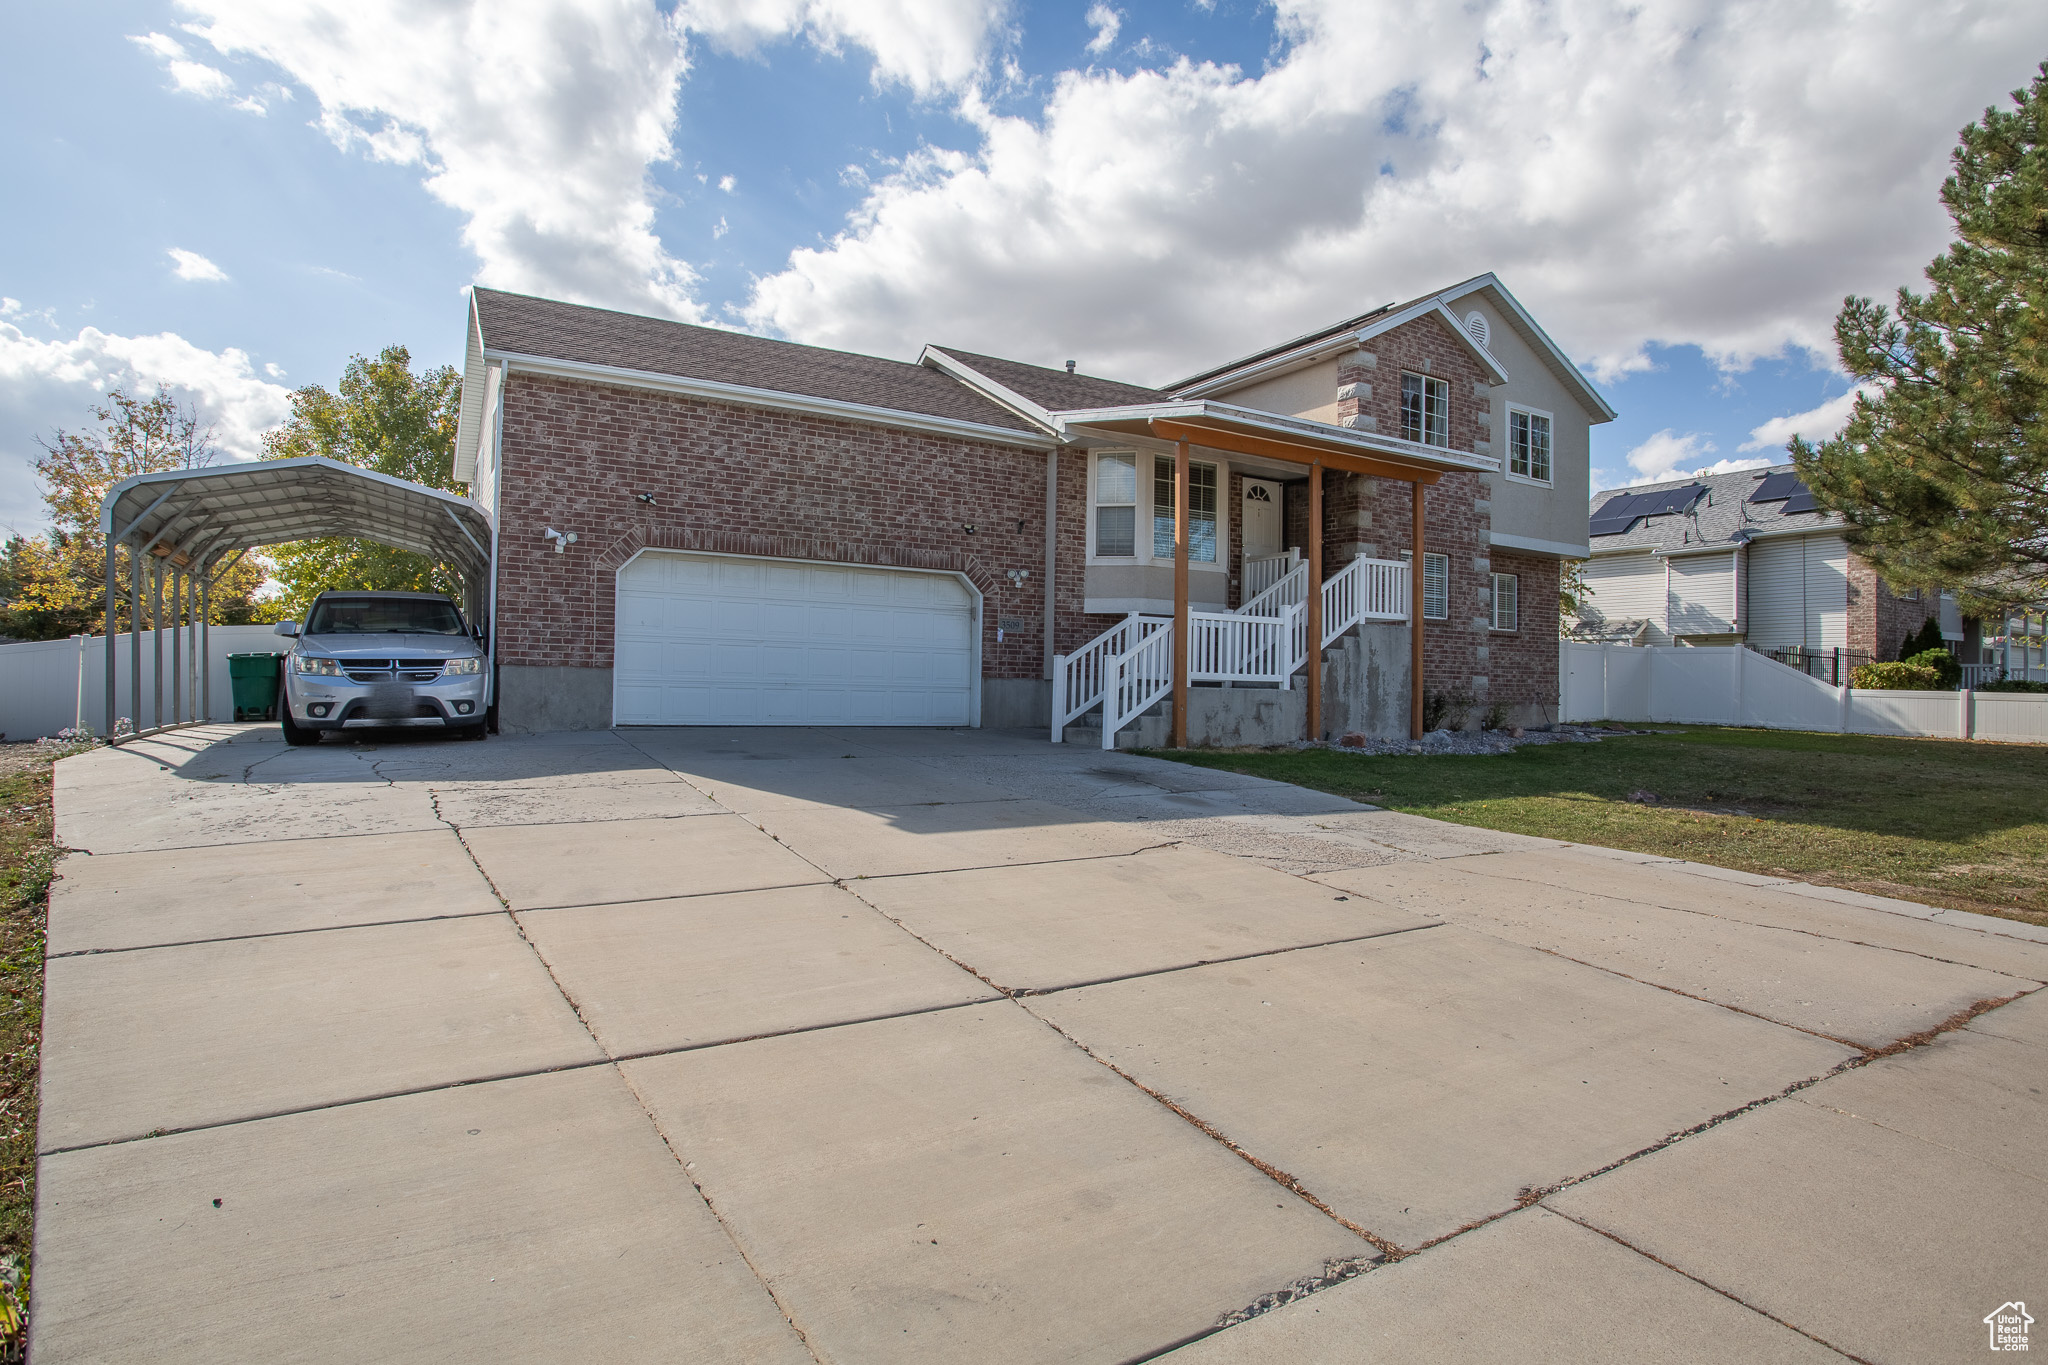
(294, 654, 343, 676)
(441, 656, 482, 675)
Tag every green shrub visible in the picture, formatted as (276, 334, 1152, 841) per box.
(1904, 647, 1962, 689)
(1897, 617, 1944, 662)
(1850, 660, 1942, 690)
(1980, 677, 2048, 693)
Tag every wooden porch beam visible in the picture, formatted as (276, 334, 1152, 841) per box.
(1147, 420, 1444, 486)
(1172, 438, 1190, 749)
(1307, 463, 1323, 742)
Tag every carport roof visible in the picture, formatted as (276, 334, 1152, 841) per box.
(101, 456, 492, 581)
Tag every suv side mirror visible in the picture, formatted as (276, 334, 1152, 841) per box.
(273, 621, 300, 638)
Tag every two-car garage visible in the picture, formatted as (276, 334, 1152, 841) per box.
(612, 553, 979, 727)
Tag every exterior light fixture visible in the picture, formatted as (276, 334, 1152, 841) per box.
(542, 528, 578, 553)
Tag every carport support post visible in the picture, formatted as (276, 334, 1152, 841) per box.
(1172, 438, 1190, 749)
(103, 542, 118, 739)
(127, 551, 141, 741)
(199, 566, 211, 722)
(151, 558, 164, 731)
(1410, 481, 1425, 740)
(1307, 462, 1323, 742)
(170, 569, 182, 725)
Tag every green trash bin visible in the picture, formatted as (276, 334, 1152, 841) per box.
(228, 653, 283, 722)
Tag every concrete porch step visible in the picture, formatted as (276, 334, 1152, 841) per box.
(1060, 703, 1172, 750)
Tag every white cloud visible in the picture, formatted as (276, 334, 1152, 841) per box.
(0, 320, 293, 532)
(1084, 4, 1121, 56)
(1619, 429, 1771, 486)
(264, 362, 287, 378)
(129, 31, 237, 101)
(718, 174, 736, 193)
(744, 0, 2048, 387)
(676, 0, 1011, 97)
(168, 248, 229, 283)
(713, 216, 730, 239)
(1741, 388, 1864, 451)
(176, 1, 705, 321)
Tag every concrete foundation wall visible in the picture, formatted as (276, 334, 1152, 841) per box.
(1323, 622, 1413, 740)
(1183, 687, 1306, 747)
(982, 678, 1051, 730)
(499, 664, 614, 733)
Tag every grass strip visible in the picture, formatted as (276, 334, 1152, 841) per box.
(1157, 726, 2048, 927)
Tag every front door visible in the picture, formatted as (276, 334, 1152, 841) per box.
(1241, 479, 1283, 560)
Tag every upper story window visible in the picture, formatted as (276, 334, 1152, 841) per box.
(1507, 406, 1553, 484)
(1090, 451, 1219, 564)
(1153, 458, 1218, 563)
(1401, 373, 1449, 447)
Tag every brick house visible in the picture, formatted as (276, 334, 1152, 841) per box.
(1574, 464, 1960, 675)
(453, 275, 1612, 741)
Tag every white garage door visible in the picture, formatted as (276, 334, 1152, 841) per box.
(614, 552, 977, 726)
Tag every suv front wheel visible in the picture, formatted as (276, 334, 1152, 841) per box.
(281, 707, 321, 746)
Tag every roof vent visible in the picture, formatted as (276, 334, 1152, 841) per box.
(1065, 360, 1076, 374)
(1464, 311, 1490, 351)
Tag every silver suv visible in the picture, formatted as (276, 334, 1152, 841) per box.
(274, 591, 489, 745)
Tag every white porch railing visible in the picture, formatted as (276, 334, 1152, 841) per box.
(1244, 549, 1300, 600)
(1051, 613, 1165, 739)
(1101, 619, 1174, 749)
(1051, 555, 1412, 748)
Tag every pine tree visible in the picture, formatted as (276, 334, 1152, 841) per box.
(1792, 62, 2048, 616)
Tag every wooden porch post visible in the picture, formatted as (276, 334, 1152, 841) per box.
(1172, 439, 1191, 748)
(1411, 480, 1425, 739)
(1306, 463, 1323, 741)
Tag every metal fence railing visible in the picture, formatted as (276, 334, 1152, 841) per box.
(1745, 645, 1874, 686)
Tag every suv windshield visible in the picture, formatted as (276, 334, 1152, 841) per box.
(304, 596, 466, 636)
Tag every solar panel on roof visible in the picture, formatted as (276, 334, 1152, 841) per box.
(1645, 485, 1707, 516)
(1780, 487, 1818, 515)
(1589, 493, 1643, 536)
(1750, 472, 1802, 502)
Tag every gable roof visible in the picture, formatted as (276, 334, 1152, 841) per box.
(1167, 273, 1617, 423)
(1586, 463, 1841, 555)
(469, 287, 1041, 434)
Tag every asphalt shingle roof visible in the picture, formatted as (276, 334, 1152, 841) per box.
(1587, 463, 1841, 554)
(926, 346, 1167, 413)
(473, 288, 1039, 434)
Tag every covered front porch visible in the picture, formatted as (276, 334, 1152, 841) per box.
(1048, 402, 1484, 748)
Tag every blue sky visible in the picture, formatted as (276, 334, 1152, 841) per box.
(3, 0, 2042, 535)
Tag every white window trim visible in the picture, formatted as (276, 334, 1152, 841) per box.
(1491, 571, 1519, 632)
(1089, 450, 1139, 561)
(1503, 403, 1555, 488)
(1401, 373, 1451, 449)
(1086, 448, 1229, 571)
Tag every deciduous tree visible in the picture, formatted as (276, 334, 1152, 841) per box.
(263, 345, 464, 618)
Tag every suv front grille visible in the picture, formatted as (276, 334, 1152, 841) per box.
(341, 658, 447, 683)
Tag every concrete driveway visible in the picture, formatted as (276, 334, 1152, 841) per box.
(32, 723, 2048, 1363)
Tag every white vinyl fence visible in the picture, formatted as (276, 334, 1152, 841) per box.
(1561, 642, 2048, 744)
(0, 626, 289, 742)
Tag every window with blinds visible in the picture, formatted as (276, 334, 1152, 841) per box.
(1093, 452, 1137, 557)
(1152, 458, 1218, 562)
(1491, 572, 1519, 631)
(1402, 373, 1450, 447)
(1423, 552, 1450, 620)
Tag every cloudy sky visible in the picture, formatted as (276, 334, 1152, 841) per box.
(5, 0, 2045, 535)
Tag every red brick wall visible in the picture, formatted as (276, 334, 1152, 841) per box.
(1486, 550, 1561, 711)
(493, 372, 1066, 679)
(1848, 553, 1942, 660)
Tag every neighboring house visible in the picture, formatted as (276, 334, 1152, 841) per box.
(453, 276, 1611, 739)
(1574, 463, 1958, 664)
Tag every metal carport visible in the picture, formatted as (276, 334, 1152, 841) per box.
(99, 456, 494, 741)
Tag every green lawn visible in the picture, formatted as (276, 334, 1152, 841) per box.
(1157, 727, 2048, 928)
(0, 750, 59, 1349)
